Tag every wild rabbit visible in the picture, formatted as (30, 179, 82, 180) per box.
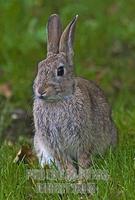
(33, 14, 117, 175)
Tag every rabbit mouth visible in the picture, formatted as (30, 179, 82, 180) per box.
(37, 93, 73, 102)
(38, 94, 63, 102)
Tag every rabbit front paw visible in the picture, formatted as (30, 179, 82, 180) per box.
(34, 136, 53, 167)
(39, 150, 53, 168)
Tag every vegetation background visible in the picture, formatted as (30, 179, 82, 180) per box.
(0, 0, 135, 199)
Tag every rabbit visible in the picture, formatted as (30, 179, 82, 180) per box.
(33, 14, 117, 176)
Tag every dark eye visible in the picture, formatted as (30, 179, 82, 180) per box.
(57, 66, 64, 76)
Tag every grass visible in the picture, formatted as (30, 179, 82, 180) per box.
(0, 0, 135, 199)
(0, 128, 135, 199)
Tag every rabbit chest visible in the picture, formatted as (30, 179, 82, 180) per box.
(33, 91, 92, 151)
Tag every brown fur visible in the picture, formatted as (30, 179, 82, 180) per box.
(33, 14, 117, 175)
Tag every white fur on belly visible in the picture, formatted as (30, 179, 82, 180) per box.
(34, 136, 53, 167)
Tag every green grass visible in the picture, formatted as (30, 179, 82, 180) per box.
(0, 0, 135, 199)
(0, 127, 135, 199)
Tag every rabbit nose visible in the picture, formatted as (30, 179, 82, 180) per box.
(37, 88, 47, 99)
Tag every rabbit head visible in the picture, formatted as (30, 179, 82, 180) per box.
(33, 14, 78, 101)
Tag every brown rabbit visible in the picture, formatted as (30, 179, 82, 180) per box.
(33, 14, 117, 175)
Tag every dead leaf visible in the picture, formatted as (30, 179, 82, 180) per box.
(13, 145, 37, 165)
(107, 3, 119, 16)
(95, 68, 108, 83)
(0, 83, 12, 98)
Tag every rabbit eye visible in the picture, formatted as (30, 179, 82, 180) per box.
(57, 66, 64, 76)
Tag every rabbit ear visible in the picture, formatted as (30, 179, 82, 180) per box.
(59, 15, 78, 66)
(47, 14, 62, 56)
